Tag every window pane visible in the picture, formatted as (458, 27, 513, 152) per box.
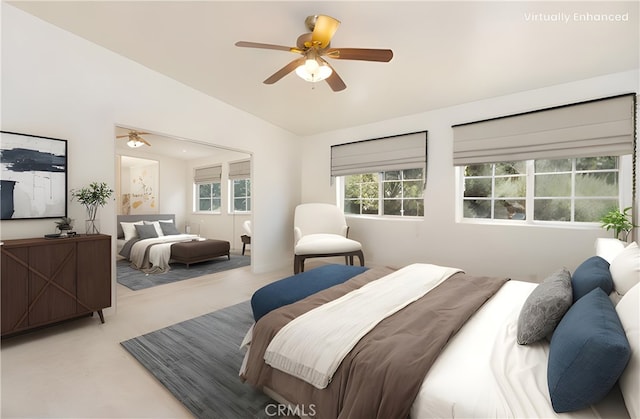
(212, 183, 221, 196)
(384, 171, 401, 181)
(495, 161, 525, 175)
(199, 184, 211, 197)
(361, 181, 379, 199)
(383, 199, 401, 215)
(494, 200, 526, 220)
(403, 168, 423, 180)
(535, 159, 571, 172)
(575, 173, 618, 196)
(199, 199, 211, 211)
(463, 199, 491, 218)
(495, 176, 525, 198)
(576, 156, 617, 171)
(383, 181, 401, 198)
(234, 180, 246, 196)
(535, 173, 571, 196)
(575, 199, 618, 222)
(234, 198, 247, 211)
(464, 178, 491, 198)
(534, 199, 571, 221)
(344, 199, 360, 214)
(212, 198, 221, 211)
(361, 199, 378, 214)
(465, 164, 492, 176)
(404, 199, 424, 216)
(403, 181, 423, 198)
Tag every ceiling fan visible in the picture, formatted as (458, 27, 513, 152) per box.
(235, 14, 393, 92)
(117, 130, 151, 148)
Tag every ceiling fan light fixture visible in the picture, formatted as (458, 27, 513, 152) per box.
(295, 58, 332, 82)
(127, 138, 144, 148)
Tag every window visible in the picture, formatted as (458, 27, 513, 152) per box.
(461, 156, 625, 223)
(343, 168, 424, 217)
(193, 164, 222, 213)
(231, 178, 251, 212)
(195, 182, 221, 213)
(228, 159, 251, 213)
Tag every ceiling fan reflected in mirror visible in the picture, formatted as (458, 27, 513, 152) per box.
(235, 14, 393, 92)
(117, 131, 151, 148)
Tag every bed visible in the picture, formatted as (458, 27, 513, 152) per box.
(240, 242, 639, 419)
(117, 214, 230, 272)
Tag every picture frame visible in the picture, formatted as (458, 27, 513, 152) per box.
(0, 131, 68, 220)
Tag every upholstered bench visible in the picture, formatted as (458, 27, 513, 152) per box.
(170, 239, 230, 268)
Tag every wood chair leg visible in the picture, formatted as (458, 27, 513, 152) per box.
(242, 243, 246, 255)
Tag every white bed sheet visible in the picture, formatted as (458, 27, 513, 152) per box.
(410, 280, 630, 419)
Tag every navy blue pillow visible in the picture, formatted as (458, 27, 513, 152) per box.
(548, 288, 630, 413)
(571, 256, 613, 302)
(251, 264, 368, 322)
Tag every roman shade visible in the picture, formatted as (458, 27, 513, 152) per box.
(331, 131, 427, 177)
(452, 94, 636, 166)
(193, 164, 222, 184)
(228, 159, 251, 180)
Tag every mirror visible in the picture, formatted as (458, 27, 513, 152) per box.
(114, 126, 252, 251)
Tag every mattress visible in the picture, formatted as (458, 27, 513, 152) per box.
(410, 280, 629, 419)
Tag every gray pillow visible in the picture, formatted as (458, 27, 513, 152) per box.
(159, 221, 180, 235)
(134, 224, 158, 240)
(517, 268, 572, 345)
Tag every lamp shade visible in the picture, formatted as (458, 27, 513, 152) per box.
(295, 58, 332, 82)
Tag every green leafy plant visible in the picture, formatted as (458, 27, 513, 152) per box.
(71, 182, 114, 220)
(600, 206, 635, 241)
(55, 216, 74, 231)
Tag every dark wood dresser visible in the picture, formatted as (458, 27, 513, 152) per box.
(1, 234, 111, 337)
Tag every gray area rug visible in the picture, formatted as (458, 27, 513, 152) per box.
(121, 300, 275, 419)
(117, 255, 251, 290)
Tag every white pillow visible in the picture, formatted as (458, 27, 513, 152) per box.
(595, 238, 626, 263)
(610, 242, 640, 296)
(616, 282, 639, 419)
(120, 221, 143, 241)
(144, 220, 164, 237)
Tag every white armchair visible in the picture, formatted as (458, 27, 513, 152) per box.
(293, 203, 364, 274)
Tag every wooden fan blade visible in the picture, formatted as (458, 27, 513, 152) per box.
(139, 137, 151, 147)
(311, 15, 340, 49)
(323, 61, 346, 92)
(325, 48, 393, 62)
(235, 41, 302, 54)
(263, 57, 306, 84)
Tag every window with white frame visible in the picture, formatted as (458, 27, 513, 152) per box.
(453, 94, 636, 226)
(332, 131, 427, 218)
(229, 159, 251, 213)
(343, 168, 424, 216)
(193, 165, 222, 213)
(195, 182, 222, 212)
(461, 156, 627, 222)
(231, 178, 251, 212)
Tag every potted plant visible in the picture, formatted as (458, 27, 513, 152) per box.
(600, 206, 635, 241)
(71, 182, 114, 234)
(55, 216, 74, 233)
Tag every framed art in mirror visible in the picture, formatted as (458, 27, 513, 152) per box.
(0, 131, 67, 220)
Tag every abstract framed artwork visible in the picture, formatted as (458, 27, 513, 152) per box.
(0, 131, 67, 220)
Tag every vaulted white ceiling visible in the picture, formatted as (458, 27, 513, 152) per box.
(10, 1, 639, 136)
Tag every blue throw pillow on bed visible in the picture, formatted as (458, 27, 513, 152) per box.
(547, 287, 630, 413)
(571, 256, 613, 302)
(134, 224, 158, 240)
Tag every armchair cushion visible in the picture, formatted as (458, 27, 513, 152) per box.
(295, 234, 362, 255)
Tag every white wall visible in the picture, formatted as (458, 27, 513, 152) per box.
(300, 70, 639, 281)
(1, 5, 300, 311)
